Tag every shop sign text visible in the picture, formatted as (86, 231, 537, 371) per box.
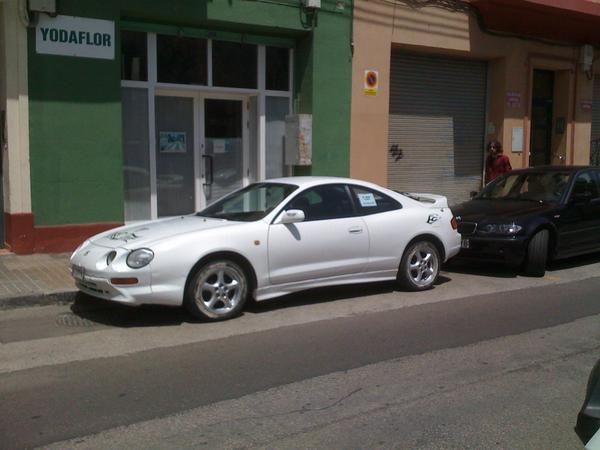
(36, 15, 115, 60)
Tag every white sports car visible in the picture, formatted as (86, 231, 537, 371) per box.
(71, 177, 461, 321)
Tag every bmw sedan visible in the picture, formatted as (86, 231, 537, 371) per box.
(453, 166, 600, 276)
(71, 177, 461, 321)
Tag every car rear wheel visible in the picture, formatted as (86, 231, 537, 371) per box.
(185, 260, 248, 321)
(523, 230, 549, 277)
(398, 240, 440, 291)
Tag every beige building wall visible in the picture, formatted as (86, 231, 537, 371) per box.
(0, 0, 32, 215)
(351, 1, 597, 185)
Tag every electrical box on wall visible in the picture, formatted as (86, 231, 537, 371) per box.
(581, 44, 594, 71)
(285, 114, 312, 166)
(303, 0, 321, 9)
(28, 0, 57, 14)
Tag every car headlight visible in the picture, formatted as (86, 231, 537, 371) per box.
(478, 223, 522, 235)
(126, 248, 154, 269)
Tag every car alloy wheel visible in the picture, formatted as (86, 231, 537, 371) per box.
(186, 260, 248, 321)
(399, 240, 440, 291)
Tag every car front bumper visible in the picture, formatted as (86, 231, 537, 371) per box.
(457, 234, 528, 265)
(73, 271, 153, 305)
(70, 243, 183, 307)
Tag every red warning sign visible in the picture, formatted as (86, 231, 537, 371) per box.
(364, 70, 378, 96)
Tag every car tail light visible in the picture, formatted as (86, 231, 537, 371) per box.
(451, 216, 458, 230)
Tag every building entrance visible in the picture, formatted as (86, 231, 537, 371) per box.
(121, 32, 292, 223)
(530, 70, 554, 167)
(155, 92, 251, 217)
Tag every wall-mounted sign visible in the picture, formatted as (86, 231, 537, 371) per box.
(36, 15, 115, 60)
(506, 92, 521, 109)
(581, 100, 593, 112)
(364, 70, 379, 96)
(159, 132, 186, 153)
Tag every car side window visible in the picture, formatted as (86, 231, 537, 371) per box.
(571, 171, 599, 201)
(349, 185, 402, 215)
(593, 171, 600, 198)
(285, 184, 355, 221)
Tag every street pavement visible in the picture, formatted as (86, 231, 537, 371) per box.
(1, 251, 600, 448)
(0, 248, 599, 312)
(1, 276, 599, 449)
(0, 252, 75, 308)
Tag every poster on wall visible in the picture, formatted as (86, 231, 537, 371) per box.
(512, 127, 523, 153)
(159, 132, 186, 153)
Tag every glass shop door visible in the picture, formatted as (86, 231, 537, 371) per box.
(202, 98, 247, 206)
(154, 93, 249, 216)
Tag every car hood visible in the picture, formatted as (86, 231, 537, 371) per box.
(452, 199, 556, 222)
(89, 215, 241, 249)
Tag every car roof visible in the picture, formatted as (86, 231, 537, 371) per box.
(507, 165, 596, 175)
(263, 176, 382, 190)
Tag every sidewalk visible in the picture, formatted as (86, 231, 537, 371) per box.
(0, 251, 77, 309)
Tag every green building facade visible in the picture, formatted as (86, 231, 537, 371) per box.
(16, 0, 352, 252)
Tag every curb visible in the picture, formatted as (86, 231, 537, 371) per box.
(0, 291, 78, 310)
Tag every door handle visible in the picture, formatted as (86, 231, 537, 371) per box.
(202, 155, 213, 186)
(348, 226, 363, 234)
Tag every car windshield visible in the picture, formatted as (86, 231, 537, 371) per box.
(197, 182, 298, 221)
(479, 171, 571, 202)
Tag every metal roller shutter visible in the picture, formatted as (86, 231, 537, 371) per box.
(387, 51, 487, 205)
(591, 75, 600, 166)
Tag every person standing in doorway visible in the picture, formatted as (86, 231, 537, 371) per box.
(485, 140, 512, 183)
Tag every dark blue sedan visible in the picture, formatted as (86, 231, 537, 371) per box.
(453, 166, 600, 276)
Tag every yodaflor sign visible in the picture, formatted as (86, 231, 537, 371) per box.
(36, 15, 115, 60)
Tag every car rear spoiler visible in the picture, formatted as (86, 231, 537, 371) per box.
(401, 192, 449, 208)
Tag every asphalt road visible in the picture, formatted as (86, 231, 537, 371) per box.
(1, 269, 599, 449)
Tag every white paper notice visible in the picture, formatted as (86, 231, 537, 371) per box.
(512, 127, 523, 153)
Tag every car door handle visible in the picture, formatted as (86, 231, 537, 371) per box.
(348, 226, 363, 234)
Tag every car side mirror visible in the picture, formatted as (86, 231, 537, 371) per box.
(275, 209, 305, 224)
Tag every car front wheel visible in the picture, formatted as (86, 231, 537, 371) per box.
(523, 230, 549, 277)
(185, 260, 248, 321)
(398, 240, 440, 291)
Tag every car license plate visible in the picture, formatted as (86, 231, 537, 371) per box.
(461, 238, 470, 249)
(71, 265, 85, 280)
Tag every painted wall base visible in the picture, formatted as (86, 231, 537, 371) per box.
(4, 213, 121, 254)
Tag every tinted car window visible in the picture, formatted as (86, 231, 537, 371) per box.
(350, 185, 401, 215)
(571, 171, 600, 200)
(286, 184, 355, 221)
(481, 172, 570, 202)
